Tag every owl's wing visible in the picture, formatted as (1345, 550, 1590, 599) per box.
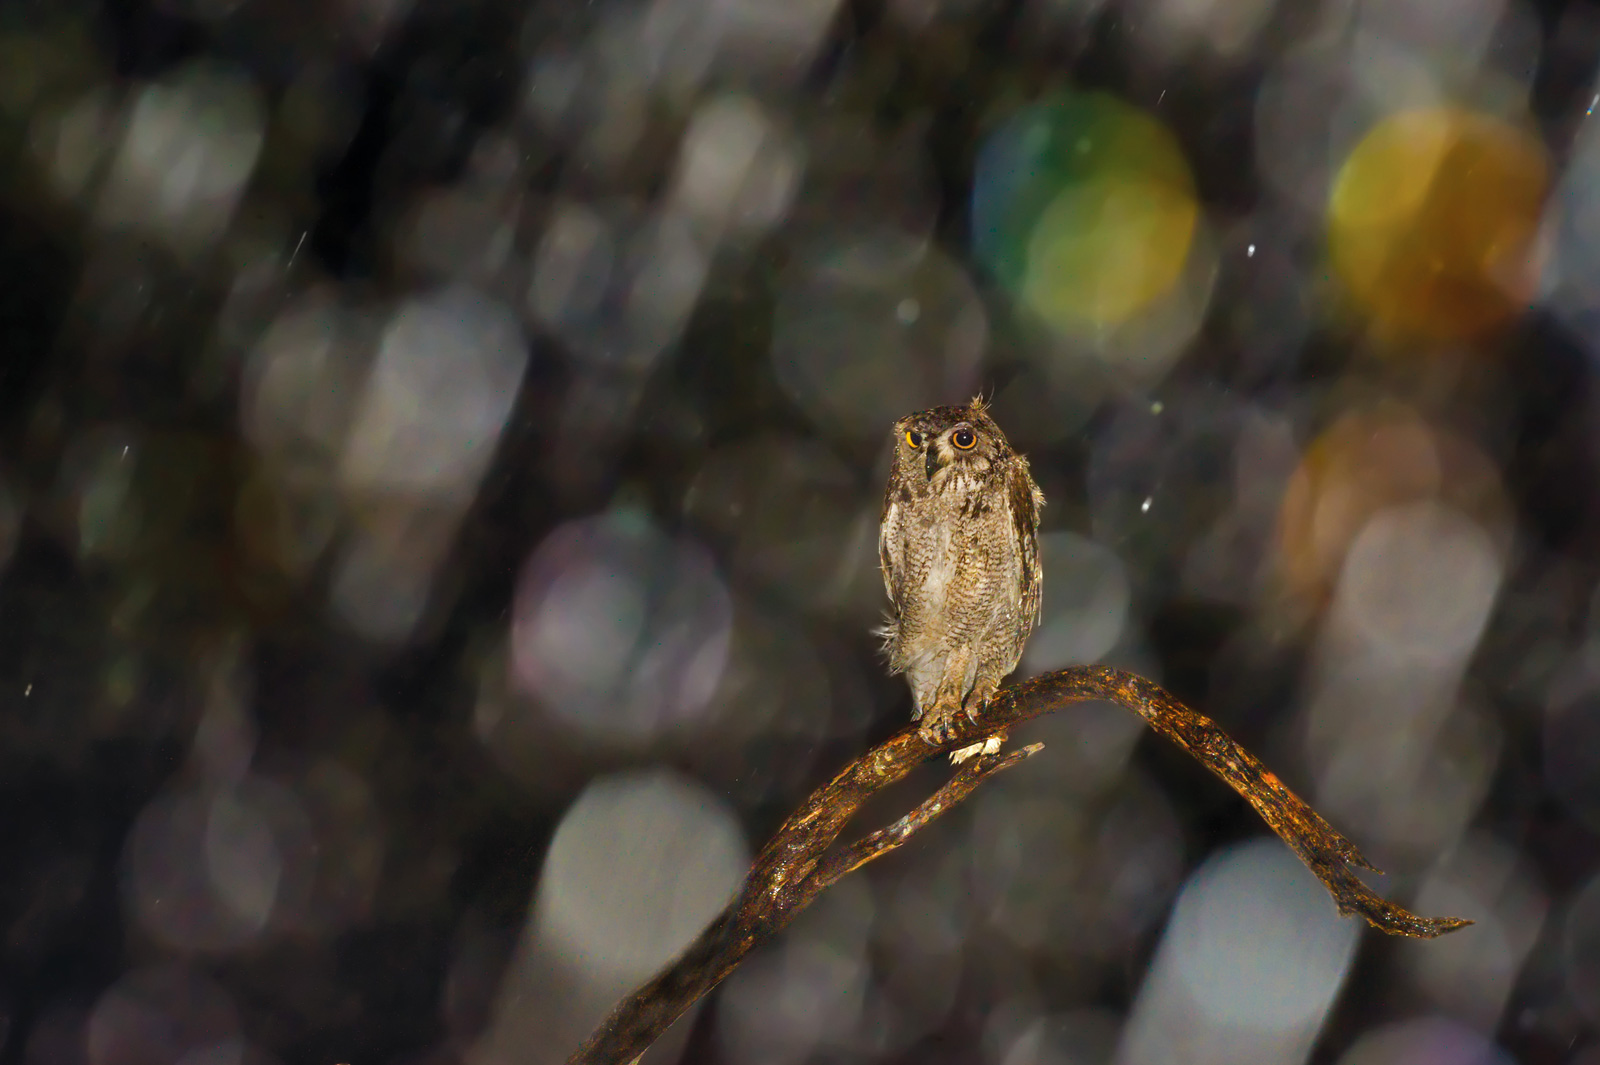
(878, 487, 902, 609)
(1009, 457, 1045, 633)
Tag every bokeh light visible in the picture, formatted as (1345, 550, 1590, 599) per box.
(685, 434, 879, 612)
(668, 93, 803, 241)
(973, 92, 1198, 330)
(1335, 499, 1503, 667)
(338, 286, 528, 498)
(1328, 106, 1548, 342)
(537, 771, 747, 980)
(1019, 532, 1130, 675)
(771, 242, 987, 442)
(3, 0, 1600, 1062)
(1335, 1017, 1515, 1065)
(716, 878, 876, 1063)
(1403, 835, 1547, 1028)
(474, 770, 748, 1065)
(1119, 839, 1359, 1065)
(970, 771, 1184, 964)
(527, 200, 711, 367)
(509, 509, 732, 744)
(1276, 405, 1512, 609)
(87, 965, 240, 1065)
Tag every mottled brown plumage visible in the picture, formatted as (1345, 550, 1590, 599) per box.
(878, 397, 1044, 761)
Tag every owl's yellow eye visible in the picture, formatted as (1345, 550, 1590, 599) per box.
(952, 427, 977, 449)
(905, 430, 924, 448)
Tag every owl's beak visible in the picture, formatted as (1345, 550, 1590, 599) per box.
(924, 444, 942, 480)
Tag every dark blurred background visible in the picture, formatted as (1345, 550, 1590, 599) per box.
(1, 0, 1599, 1062)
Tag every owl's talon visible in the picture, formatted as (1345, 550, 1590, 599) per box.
(920, 704, 973, 747)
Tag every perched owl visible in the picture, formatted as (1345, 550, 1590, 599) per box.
(878, 397, 1044, 763)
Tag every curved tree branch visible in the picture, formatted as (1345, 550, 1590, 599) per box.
(566, 665, 1470, 1065)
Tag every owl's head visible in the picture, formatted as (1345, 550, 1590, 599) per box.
(891, 396, 1013, 489)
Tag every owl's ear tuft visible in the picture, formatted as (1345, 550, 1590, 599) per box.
(968, 393, 991, 416)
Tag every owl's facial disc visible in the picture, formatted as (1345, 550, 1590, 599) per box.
(924, 423, 980, 480)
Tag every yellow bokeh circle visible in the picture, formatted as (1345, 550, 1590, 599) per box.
(1328, 107, 1548, 341)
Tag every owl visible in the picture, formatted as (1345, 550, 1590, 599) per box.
(879, 397, 1044, 763)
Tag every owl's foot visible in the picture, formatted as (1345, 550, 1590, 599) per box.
(917, 714, 956, 746)
(947, 685, 1006, 763)
(916, 693, 964, 745)
(918, 718, 1004, 761)
(918, 706, 1007, 762)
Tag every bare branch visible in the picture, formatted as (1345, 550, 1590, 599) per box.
(813, 742, 1044, 893)
(566, 665, 1470, 1065)
(984, 667, 1472, 938)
